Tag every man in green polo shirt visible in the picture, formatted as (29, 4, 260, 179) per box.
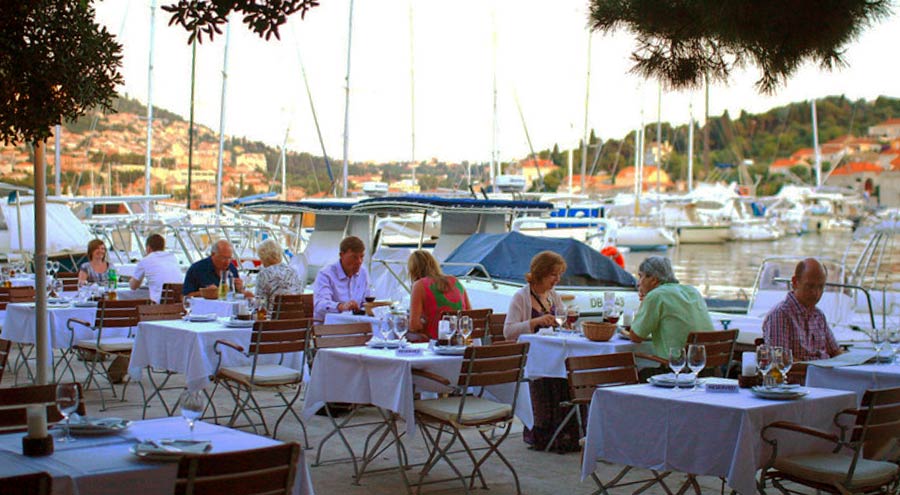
(627, 256, 714, 358)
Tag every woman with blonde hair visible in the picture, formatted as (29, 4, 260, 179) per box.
(407, 250, 471, 341)
(255, 238, 302, 309)
(504, 250, 579, 452)
(78, 238, 114, 286)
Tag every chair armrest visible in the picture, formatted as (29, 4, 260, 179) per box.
(412, 369, 451, 387)
(762, 420, 840, 444)
(67, 317, 93, 332)
(214, 339, 244, 354)
(634, 352, 667, 366)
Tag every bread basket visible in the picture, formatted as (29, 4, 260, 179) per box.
(582, 321, 616, 342)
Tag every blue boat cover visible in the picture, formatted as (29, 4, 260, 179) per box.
(442, 231, 637, 288)
(355, 195, 552, 210)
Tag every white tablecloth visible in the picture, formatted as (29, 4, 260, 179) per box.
(0, 417, 313, 495)
(188, 297, 241, 318)
(129, 318, 306, 392)
(323, 312, 380, 326)
(1, 303, 106, 349)
(302, 344, 533, 436)
(806, 363, 900, 402)
(581, 384, 856, 495)
(518, 333, 652, 379)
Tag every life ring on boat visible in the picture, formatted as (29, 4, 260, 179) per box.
(601, 246, 625, 269)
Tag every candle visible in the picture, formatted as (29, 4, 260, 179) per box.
(741, 352, 758, 377)
(26, 405, 47, 438)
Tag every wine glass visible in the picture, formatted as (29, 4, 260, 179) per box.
(182, 297, 192, 318)
(888, 329, 900, 364)
(459, 316, 473, 345)
(554, 305, 567, 332)
(720, 319, 732, 330)
(757, 345, 773, 387)
(871, 328, 886, 365)
(566, 305, 579, 331)
(53, 278, 64, 298)
(668, 347, 686, 391)
(365, 283, 376, 304)
(687, 344, 706, 390)
(441, 315, 458, 344)
(394, 313, 409, 346)
(56, 383, 80, 443)
(179, 390, 205, 439)
(780, 348, 794, 384)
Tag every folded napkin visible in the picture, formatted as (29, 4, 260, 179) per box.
(134, 439, 212, 455)
(804, 349, 875, 368)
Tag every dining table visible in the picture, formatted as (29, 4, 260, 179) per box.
(805, 349, 900, 402)
(0, 417, 314, 495)
(581, 383, 856, 495)
(517, 331, 652, 379)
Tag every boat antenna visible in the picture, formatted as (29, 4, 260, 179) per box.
(580, 31, 592, 194)
(340, 0, 355, 197)
(490, 8, 498, 191)
(513, 90, 543, 190)
(408, 1, 417, 184)
(144, 0, 157, 213)
(215, 21, 232, 217)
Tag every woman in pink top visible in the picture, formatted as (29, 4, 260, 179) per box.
(407, 250, 471, 341)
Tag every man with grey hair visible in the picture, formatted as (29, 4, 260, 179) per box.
(182, 239, 245, 297)
(627, 256, 713, 358)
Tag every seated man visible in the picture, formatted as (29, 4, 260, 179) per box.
(763, 258, 841, 360)
(182, 239, 244, 297)
(312, 236, 369, 321)
(129, 233, 183, 303)
(628, 256, 714, 358)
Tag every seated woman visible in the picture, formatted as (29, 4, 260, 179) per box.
(78, 239, 114, 286)
(407, 250, 471, 342)
(504, 251, 580, 452)
(255, 238, 302, 310)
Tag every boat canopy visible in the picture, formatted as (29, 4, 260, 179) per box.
(241, 199, 361, 215)
(352, 195, 553, 214)
(442, 231, 637, 288)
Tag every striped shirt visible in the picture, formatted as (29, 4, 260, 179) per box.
(762, 292, 840, 361)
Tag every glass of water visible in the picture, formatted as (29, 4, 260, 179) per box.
(179, 390, 205, 439)
(56, 383, 80, 442)
(668, 347, 686, 391)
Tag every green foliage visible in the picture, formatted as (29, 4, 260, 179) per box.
(589, 0, 891, 93)
(163, 0, 321, 44)
(0, 0, 123, 145)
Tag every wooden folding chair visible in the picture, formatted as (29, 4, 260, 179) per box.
(0, 339, 10, 383)
(488, 313, 507, 344)
(760, 386, 900, 494)
(411, 342, 529, 494)
(0, 472, 51, 495)
(8, 286, 36, 302)
(0, 383, 86, 434)
(55, 271, 80, 292)
(271, 293, 313, 321)
(136, 303, 187, 419)
(310, 322, 379, 477)
(4, 286, 37, 384)
(213, 318, 310, 443)
(636, 329, 740, 378)
(445, 308, 493, 342)
(175, 442, 301, 495)
(160, 283, 184, 304)
(63, 299, 149, 411)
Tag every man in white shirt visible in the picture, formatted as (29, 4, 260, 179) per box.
(312, 236, 369, 321)
(130, 234, 183, 303)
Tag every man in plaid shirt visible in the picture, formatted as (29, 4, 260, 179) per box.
(762, 258, 842, 361)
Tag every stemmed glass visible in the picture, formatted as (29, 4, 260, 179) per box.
(179, 390, 205, 440)
(871, 328, 886, 365)
(554, 306, 567, 332)
(780, 348, 794, 384)
(720, 319, 732, 331)
(668, 347, 686, 391)
(182, 297, 192, 319)
(394, 313, 409, 347)
(459, 316, 473, 345)
(687, 344, 707, 390)
(757, 345, 773, 387)
(55, 383, 80, 443)
(566, 305, 579, 331)
(888, 329, 900, 364)
(441, 315, 458, 344)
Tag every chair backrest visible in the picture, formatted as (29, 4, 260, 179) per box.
(8, 286, 35, 303)
(852, 387, 900, 451)
(687, 329, 739, 371)
(787, 362, 808, 385)
(565, 352, 640, 405)
(0, 472, 51, 495)
(454, 308, 492, 340)
(175, 442, 300, 495)
(458, 342, 529, 388)
(96, 299, 149, 329)
(0, 287, 9, 311)
(272, 293, 313, 320)
(55, 271, 80, 292)
(248, 319, 310, 358)
(488, 313, 507, 343)
(161, 283, 184, 304)
(0, 339, 11, 382)
(312, 322, 372, 350)
(138, 303, 185, 322)
(0, 384, 86, 434)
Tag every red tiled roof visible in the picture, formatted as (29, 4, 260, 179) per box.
(770, 158, 806, 168)
(791, 148, 814, 159)
(875, 118, 900, 127)
(830, 162, 882, 176)
(518, 158, 558, 170)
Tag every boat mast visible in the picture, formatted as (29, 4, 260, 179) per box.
(145, 0, 156, 204)
(341, 0, 355, 197)
(408, 1, 416, 185)
(811, 99, 822, 188)
(281, 127, 289, 200)
(688, 103, 694, 193)
(54, 125, 61, 194)
(187, 37, 197, 209)
(294, 39, 334, 191)
(490, 10, 498, 190)
(580, 31, 592, 194)
(215, 22, 231, 216)
(656, 84, 662, 196)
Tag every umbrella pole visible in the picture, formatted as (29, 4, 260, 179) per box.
(34, 139, 49, 385)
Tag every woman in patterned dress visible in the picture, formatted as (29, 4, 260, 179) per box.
(255, 238, 302, 310)
(407, 250, 471, 342)
(78, 239, 114, 286)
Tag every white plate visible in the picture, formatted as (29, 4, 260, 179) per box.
(367, 339, 401, 349)
(433, 345, 467, 356)
(224, 318, 254, 328)
(185, 313, 217, 322)
(648, 373, 696, 388)
(750, 386, 809, 400)
(130, 440, 212, 461)
(65, 417, 131, 435)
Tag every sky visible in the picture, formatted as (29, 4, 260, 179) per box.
(94, 1, 900, 164)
